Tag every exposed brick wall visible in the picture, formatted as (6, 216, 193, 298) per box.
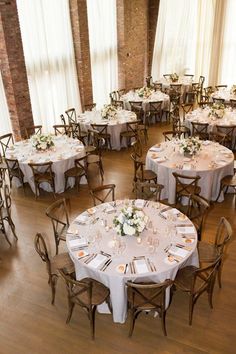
(69, 0, 93, 110)
(0, 1, 33, 141)
(148, 0, 160, 75)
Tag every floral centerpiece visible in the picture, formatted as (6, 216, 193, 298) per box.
(31, 133, 54, 151)
(179, 137, 201, 156)
(136, 86, 153, 99)
(113, 205, 148, 237)
(101, 104, 117, 119)
(170, 73, 179, 82)
(209, 103, 225, 119)
(230, 85, 236, 95)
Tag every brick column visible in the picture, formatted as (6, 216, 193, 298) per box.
(0, 1, 33, 141)
(69, 0, 93, 110)
(148, 0, 160, 75)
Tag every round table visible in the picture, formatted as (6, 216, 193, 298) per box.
(154, 76, 193, 101)
(5, 135, 85, 194)
(66, 199, 198, 323)
(78, 109, 137, 151)
(211, 89, 236, 104)
(146, 140, 234, 204)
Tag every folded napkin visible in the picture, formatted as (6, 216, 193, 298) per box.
(68, 238, 87, 248)
(149, 147, 162, 152)
(155, 157, 166, 163)
(75, 214, 88, 224)
(176, 226, 195, 234)
(133, 259, 149, 274)
(88, 254, 107, 269)
(161, 208, 179, 218)
(183, 163, 192, 170)
(168, 245, 189, 258)
(105, 205, 115, 213)
(135, 199, 145, 208)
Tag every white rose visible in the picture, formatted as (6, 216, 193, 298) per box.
(123, 223, 136, 236)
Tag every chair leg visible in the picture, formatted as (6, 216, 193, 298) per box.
(90, 306, 96, 340)
(189, 296, 194, 325)
(9, 217, 18, 240)
(1, 222, 11, 246)
(128, 309, 136, 337)
(215, 184, 224, 202)
(50, 275, 58, 305)
(217, 261, 222, 289)
(66, 300, 75, 323)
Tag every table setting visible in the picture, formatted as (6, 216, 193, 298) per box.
(146, 138, 234, 203)
(66, 199, 198, 323)
(5, 134, 86, 193)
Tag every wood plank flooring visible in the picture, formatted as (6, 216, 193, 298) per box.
(0, 122, 236, 354)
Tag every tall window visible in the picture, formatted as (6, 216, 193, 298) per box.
(87, 0, 118, 107)
(17, 0, 81, 132)
(0, 71, 12, 135)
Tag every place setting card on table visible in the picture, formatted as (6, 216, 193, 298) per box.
(134, 199, 145, 209)
(168, 245, 189, 258)
(176, 226, 195, 235)
(133, 259, 149, 274)
(87, 254, 109, 269)
(68, 237, 87, 249)
(74, 214, 89, 225)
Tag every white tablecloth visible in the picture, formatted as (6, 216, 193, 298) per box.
(154, 76, 193, 102)
(146, 140, 234, 204)
(6, 136, 86, 193)
(66, 200, 198, 323)
(211, 89, 236, 104)
(78, 110, 137, 151)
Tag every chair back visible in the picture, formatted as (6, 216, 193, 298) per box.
(134, 181, 164, 202)
(74, 155, 88, 175)
(29, 161, 54, 179)
(173, 172, 201, 199)
(90, 184, 115, 206)
(34, 233, 52, 276)
(230, 99, 236, 109)
(209, 132, 226, 145)
(65, 108, 77, 124)
(131, 139, 143, 158)
(163, 130, 181, 141)
(131, 153, 144, 182)
(0, 133, 14, 157)
(53, 124, 71, 136)
(215, 125, 236, 148)
(71, 122, 83, 139)
(204, 86, 215, 97)
(84, 103, 96, 111)
(170, 84, 181, 94)
(191, 122, 209, 140)
(112, 100, 123, 109)
(125, 121, 138, 134)
(214, 217, 232, 255)
(60, 114, 67, 125)
(186, 194, 210, 238)
(25, 125, 42, 139)
(91, 124, 108, 136)
(117, 89, 126, 98)
(148, 101, 162, 113)
(45, 198, 69, 244)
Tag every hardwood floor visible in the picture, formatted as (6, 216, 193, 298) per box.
(0, 123, 236, 354)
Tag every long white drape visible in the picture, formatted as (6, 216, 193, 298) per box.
(17, 0, 81, 132)
(152, 0, 215, 85)
(0, 71, 12, 135)
(87, 0, 118, 108)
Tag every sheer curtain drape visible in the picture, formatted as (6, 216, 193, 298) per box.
(152, 0, 215, 85)
(87, 0, 118, 108)
(0, 71, 12, 135)
(17, 0, 81, 132)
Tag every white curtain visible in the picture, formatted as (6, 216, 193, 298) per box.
(87, 0, 118, 108)
(17, 0, 81, 132)
(152, 0, 215, 85)
(0, 71, 12, 135)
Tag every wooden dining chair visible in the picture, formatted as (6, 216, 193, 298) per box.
(173, 256, 221, 325)
(204, 86, 215, 98)
(5, 158, 25, 192)
(45, 198, 70, 255)
(0, 133, 14, 157)
(65, 108, 77, 124)
(64, 155, 88, 192)
(229, 99, 236, 109)
(86, 132, 104, 180)
(147, 101, 163, 124)
(134, 181, 164, 202)
(34, 232, 75, 304)
(90, 124, 111, 150)
(197, 217, 232, 288)
(172, 172, 201, 206)
(58, 267, 110, 339)
(0, 200, 13, 246)
(109, 91, 119, 103)
(126, 279, 173, 336)
(215, 174, 236, 205)
(0, 184, 18, 243)
(90, 184, 116, 206)
(191, 122, 209, 140)
(28, 161, 56, 199)
(120, 121, 138, 147)
(53, 124, 71, 136)
(131, 153, 157, 184)
(170, 84, 182, 95)
(117, 88, 126, 98)
(162, 130, 181, 141)
(215, 124, 236, 149)
(60, 113, 67, 125)
(25, 125, 42, 139)
(153, 82, 163, 92)
(70, 122, 88, 145)
(185, 194, 210, 240)
(209, 132, 226, 145)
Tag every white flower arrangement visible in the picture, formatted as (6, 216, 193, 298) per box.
(113, 206, 148, 237)
(230, 85, 236, 95)
(209, 103, 225, 119)
(179, 137, 201, 156)
(31, 134, 54, 151)
(101, 104, 117, 119)
(136, 86, 153, 98)
(170, 73, 179, 82)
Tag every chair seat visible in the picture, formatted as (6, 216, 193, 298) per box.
(64, 166, 84, 178)
(137, 169, 157, 181)
(176, 184, 201, 196)
(174, 266, 198, 289)
(35, 172, 55, 183)
(221, 174, 236, 187)
(77, 278, 110, 306)
(197, 241, 219, 263)
(85, 146, 96, 154)
(51, 252, 75, 274)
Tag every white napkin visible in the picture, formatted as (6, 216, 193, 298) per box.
(176, 226, 195, 234)
(135, 199, 145, 208)
(155, 157, 166, 163)
(183, 163, 192, 170)
(161, 208, 179, 218)
(69, 238, 87, 248)
(88, 254, 107, 269)
(168, 246, 189, 258)
(133, 259, 149, 274)
(149, 147, 162, 152)
(75, 215, 88, 224)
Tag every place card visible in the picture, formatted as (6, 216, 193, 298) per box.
(88, 254, 108, 269)
(75, 214, 88, 224)
(176, 226, 195, 234)
(133, 259, 149, 274)
(69, 237, 87, 248)
(168, 245, 189, 258)
(134, 199, 145, 208)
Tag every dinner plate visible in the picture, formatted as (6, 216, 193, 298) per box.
(116, 264, 126, 273)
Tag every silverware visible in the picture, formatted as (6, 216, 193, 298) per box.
(124, 264, 128, 274)
(129, 262, 133, 274)
(100, 250, 111, 258)
(147, 258, 153, 272)
(84, 253, 96, 264)
(132, 261, 136, 274)
(102, 259, 112, 271)
(167, 253, 180, 263)
(100, 258, 111, 271)
(133, 255, 145, 260)
(159, 213, 166, 220)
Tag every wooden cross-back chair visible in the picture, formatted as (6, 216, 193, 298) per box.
(185, 194, 210, 240)
(209, 132, 226, 145)
(134, 181, 164, 202)
(204, 86, 215, 98)
(198, 217, 232, 288)
(117, 88, 126, 98)
(45, 198, 70, 255)
(90, 184, 116, 206)
(229, 99, 236, 109)
(28, 161, 55, 199)
(148, 101, 163, 123)
(198, 95, 212, 108)
(126, 279, 173, 336)
(64, 155, 88, 192)
(5, 158, 25, 192)
(60, 114, 67, 125)
(162, 130, 181, 141)
(153, 82, 163, 92)
(58, 267, 110, 339)
(0, 133, 14, 157)
(172, 172, 201, 206)
(212, 97, 225, 104)
(0, 184, 18, 244)
(86, 131, 104, 180)
(34, 232, 74, 305)
(131, 153, 157, 184)
(170, 84, 182, 95)
(70, 122, 88, 145)
(65, 108, 77, 124)
(53, 124, 71, 136)
(215, 124, 236, 149)
(173, 256, 221, 325)
(120, 121, 138, 147)
(129, 101, 143, 121)
(90, 124, 111, 150)
(25, 125, 42, 139)
(191, 122, 209, 140)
